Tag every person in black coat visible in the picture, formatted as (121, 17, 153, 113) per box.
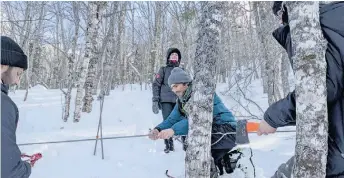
(258, 2, 344, 177)
(1, 36, 31, 178)
(152, 48, 186, 153)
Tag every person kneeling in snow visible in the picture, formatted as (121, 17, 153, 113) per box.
(148, 67, 255, 177)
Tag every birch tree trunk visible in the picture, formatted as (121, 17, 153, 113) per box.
(58, 2, 68, 83)
(63, 1, 80, 122)
(281, 52, 290, 96)
(74, 2, 104, 122)
(99, 2, 118, 97)
(252, 2, 269, 94)
(120, 2, 128, 90)
(273, 52, 283, 101)
(30, 2, 45, 87)
(94, 4, 113, 95)
(109, 2, 126, 92)
(287, 2, 328, 177)
(184, 2, 223, 177)
(20, 2, 32, 101)
(150, 2, 162, 81)
(82, 2, 106, 113)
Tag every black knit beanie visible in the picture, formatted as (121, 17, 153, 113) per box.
(272, 1, 289, 24)
(1, 36, 28, 70)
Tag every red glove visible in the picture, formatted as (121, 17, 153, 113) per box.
(21, 153, 42, 167)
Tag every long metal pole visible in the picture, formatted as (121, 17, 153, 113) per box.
(100, 95, 105, 159)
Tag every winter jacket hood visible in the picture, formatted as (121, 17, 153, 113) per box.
(166, 48, 181, 67)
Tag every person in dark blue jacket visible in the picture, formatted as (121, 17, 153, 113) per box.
(257, 2, 344, 178)
(1, 36, 31, 178)
(149, 67, 255, 177)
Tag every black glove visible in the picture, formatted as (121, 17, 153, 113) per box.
(152, 102, 160, 114)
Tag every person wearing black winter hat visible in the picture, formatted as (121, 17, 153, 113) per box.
(152, 48, 184, 153)
(1, 36, 31, 178)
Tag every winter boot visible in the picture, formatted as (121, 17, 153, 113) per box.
(223, 153, 234, 174)
(169, 138, 174, 151)
(181, 136, 187, 151)
(164, 139, 170, 153)
(224, 149, 242, 174)
(214, 159, 224, 175)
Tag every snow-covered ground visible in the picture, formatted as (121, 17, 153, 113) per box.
(11, 81, 296, 178)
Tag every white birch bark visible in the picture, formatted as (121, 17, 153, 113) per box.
(82, 2, 106, 113)
(63, 1, 80, 121)
(281, 52, 290, 96)
(99, 2, 118, 97)
(74, 2, 104, 122)
(287, 2, 328, 177)
(184, 2, 223, 177)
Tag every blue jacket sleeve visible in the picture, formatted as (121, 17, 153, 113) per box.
(213, 93, 237, 127)
(155, 102, 189, 136)
(155, 103, 181, 130)
(171, 117, 188, 136)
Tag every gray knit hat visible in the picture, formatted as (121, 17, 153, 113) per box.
(168, 67, 192, 87)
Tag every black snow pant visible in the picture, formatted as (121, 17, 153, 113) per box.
(211, 124, 237, 175)
(271, 156, 294, 178)
(161, 103, 177, 148)
(272, 156, 344, 178)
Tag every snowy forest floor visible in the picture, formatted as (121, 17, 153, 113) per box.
(13, 80, 296, 178)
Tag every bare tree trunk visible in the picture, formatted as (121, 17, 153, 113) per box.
(100, 2, 118, 96)
(184, 2, 223, 177)
(218, 9, 227, 83)
(281, 52, 290, 96)
(150, 2, 162, 84)
(288, 2, 328, 177)
(273, 52, 283, 101)
(101, 2, 118, 96)
(30, 2, 45, 87)
(21, 2, 33, 100)
(252, 2, 269, 94)
(82, 2, 106, 113)
(63, 1, 80, 122)
(121, 3, 128, 91)
(109, 2, 125, 92)
(58, 2, 68, 84)
(74, 2, 104, 122)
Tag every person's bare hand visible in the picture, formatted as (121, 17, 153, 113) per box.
(148, 129, 159, 140)
(257, 120, 277, 136)
(158, 129, 175, 139)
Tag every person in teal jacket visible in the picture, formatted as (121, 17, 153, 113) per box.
(149, 67, 245, 177)
(155, 92, 237, 136)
